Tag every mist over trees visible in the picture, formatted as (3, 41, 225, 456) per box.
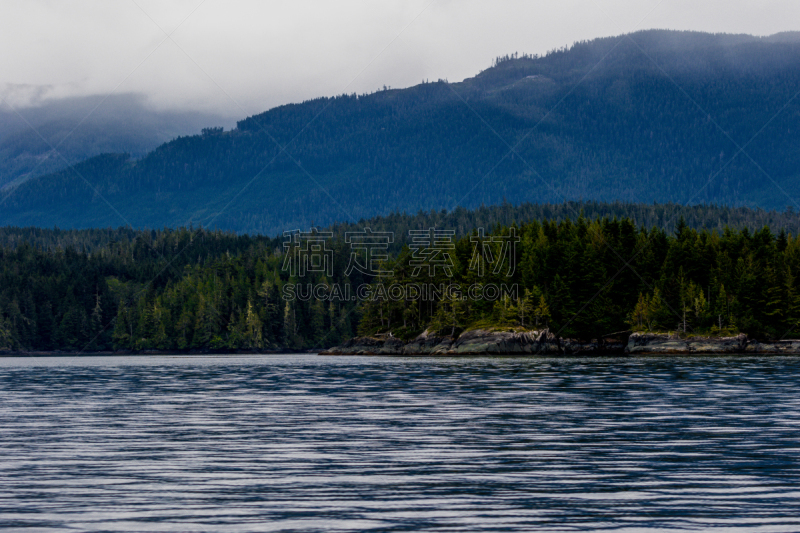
(0, 93, 233, 190)
(1, 30, 800, 234)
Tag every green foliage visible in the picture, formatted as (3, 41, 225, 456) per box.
(0, 226, 359, 352)
(355, 215, 800, 341)
(6, 204, 800, 350)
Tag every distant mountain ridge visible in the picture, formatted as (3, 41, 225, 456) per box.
(2, 29, 800, 234)
(0, 94, 230, 190)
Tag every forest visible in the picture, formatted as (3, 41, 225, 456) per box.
(1, 30, 800, 235)
(3, 201, 800, 352)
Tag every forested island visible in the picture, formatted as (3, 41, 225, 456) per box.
(2, 201, 800, 354)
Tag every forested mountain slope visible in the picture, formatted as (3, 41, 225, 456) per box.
(2, 30, 800, 234)
(0, 94, 228, 191)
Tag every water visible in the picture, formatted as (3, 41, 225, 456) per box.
(1, 354, 800, 532)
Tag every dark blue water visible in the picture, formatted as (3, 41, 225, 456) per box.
(1, 354, 800, 532)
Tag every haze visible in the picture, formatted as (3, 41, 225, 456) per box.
(2, 0, 799, 119)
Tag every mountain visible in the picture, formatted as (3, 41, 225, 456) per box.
(2, 29, 800, 235)
(0, 94, 231, 190)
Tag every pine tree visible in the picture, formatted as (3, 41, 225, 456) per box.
(0, 315, 15, 350)
(283, 300, 299, 349)
(518, 288, 536, 327)
(534, 294, 551, 329)
(245, 300, 264, 349)
(87, 291, 104, 350)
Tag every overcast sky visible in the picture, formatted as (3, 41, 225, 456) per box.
(1, 0, 798, 120)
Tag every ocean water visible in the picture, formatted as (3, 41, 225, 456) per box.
(1, 354, 800, 532)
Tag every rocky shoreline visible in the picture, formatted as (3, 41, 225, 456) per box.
(321, 329, 624, 356)
(320, 329, 800, 356)
(5, 332, 800, 356)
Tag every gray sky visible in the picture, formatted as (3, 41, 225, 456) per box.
(2, 0, 798, 119)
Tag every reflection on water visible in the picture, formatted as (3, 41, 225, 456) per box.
(1, 354, 800, 532)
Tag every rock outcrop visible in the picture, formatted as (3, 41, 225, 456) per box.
(744, 339, 800, 353)
(322, 329, 800, 356)
(625, 332, 748, 354)
(321, 329, 620, 356)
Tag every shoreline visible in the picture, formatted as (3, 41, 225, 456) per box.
(4, 331, 800, 357)
(320, 330, 800, 356)
(0, 349, 316, 357)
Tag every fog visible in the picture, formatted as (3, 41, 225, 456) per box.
(0, 93, 230, 188)
(2, 0, 799, 119)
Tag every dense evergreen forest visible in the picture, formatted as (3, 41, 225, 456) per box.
(3, 201, 800, 353)
(4, 200, 800, 253)
(2, 30, 800, 234)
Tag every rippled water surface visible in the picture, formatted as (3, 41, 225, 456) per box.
(2, 354, 800, 532)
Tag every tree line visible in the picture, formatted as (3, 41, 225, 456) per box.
(3, 207, 800, 352)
